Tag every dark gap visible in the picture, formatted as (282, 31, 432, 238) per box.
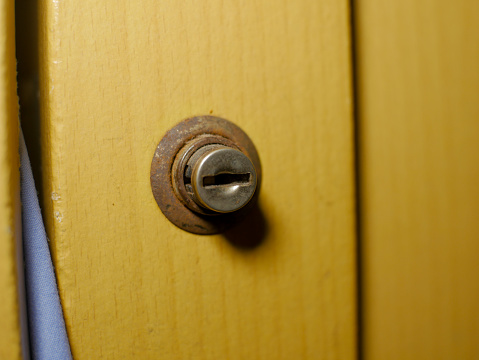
(183, 165, 191, 184)
(15, 0, 43, 204)
(349, 0, 364, 359)
(203, 173, 251, 187)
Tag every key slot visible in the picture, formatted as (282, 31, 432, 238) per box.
(202, 172, 251, 187)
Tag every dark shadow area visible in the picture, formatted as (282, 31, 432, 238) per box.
(222, 202, 269, 250)
(15, 0, 43, 198)
(349, 0, 364, 359)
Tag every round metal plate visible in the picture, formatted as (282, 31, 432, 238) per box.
(150, 116, 262, 235)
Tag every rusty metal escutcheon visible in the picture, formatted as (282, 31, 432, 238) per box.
(150, 115, 262, 235)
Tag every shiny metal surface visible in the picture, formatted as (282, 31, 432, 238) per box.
(190, 147, 257, 213)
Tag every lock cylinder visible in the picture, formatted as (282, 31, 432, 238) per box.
(185, 145, 257, 213)
(172, 137, 257, 215)
(151, 115, 261, 235)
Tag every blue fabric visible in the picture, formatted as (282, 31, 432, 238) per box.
(20, 130, 72, 360)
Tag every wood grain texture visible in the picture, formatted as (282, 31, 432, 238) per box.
(355, 0, 479, 359)
(37, 0, 356, 358)
(0, 0, 22, 358)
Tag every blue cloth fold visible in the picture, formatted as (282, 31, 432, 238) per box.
(20, 130, 72, 360)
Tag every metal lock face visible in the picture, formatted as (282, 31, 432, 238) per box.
(189, 146, 257, 213)
(150, 116, 261, 235)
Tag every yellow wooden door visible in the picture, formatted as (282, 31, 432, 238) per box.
(0, 0, 23, 358)
(8, 0, 479, 358)
(24, 0, 357, 359)
(354, 0, 479, 359)
(9, 0, 479, 358)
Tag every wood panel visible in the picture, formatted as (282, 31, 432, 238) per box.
(37, 0, 357, 358)
(0, 0, 23, 358)
(354, 0, 479, 359)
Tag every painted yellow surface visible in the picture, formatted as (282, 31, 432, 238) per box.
(0, 0, 22, 358)
(355, 0, 479, 359)
(38, 0, 356, 358)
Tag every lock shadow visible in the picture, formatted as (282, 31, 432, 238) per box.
(223, 203, 269, 250)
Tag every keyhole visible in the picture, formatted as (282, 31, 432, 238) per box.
(202, 172, 251, 188)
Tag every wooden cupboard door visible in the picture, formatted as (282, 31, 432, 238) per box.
(35, 0, 357, 358)
(355, 0, 479, 359)
(0, 0, 24, 358)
